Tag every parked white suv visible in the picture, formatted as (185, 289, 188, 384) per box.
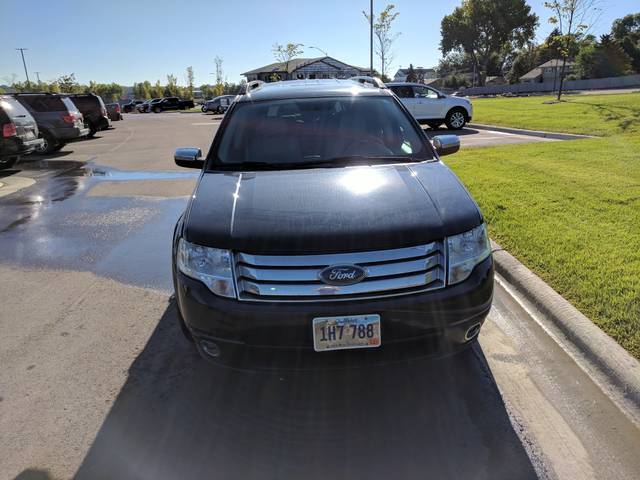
(387, 82, 472, 130)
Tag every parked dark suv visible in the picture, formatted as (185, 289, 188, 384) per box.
(65, 93, 111, 137)
(13, 93, 89, 154)
(171, 79, 494, 368)
(0, 95, 44, 169)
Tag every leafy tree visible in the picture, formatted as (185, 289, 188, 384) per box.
(406, 64, 418, 82)
(151, 80, 163, 99)
(544, 0, 600, 99)
(443, 73, 470, 88)
(213, 56, 224, 96)
(133, 81, 152, 99)
(272, 43, 303, 80)
(185, 66, 195, 99)
(363, 4, 400, 79)
(56, 73, 82, 93)
(507, 44, 539, 83)
(164, 74, 179, 97)
(441, 0, 538, 86)
(200, 84, 214, 99)
(575, 34, 633, 78)
(611, 13, 640, 72)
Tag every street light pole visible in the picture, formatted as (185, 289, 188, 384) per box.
(15, 48, 30, 85)
(370, 0, 374, 75)
(307, 46, 328, 57)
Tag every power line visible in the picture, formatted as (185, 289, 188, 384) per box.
(15, 48, 30, 84)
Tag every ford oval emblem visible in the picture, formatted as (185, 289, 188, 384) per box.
(318, 265, 367, 286)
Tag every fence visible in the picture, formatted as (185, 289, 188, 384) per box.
(460, 74, 640, 96)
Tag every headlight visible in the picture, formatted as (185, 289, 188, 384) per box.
(177, 238, 236, 298)
(447, 224, 491, 285)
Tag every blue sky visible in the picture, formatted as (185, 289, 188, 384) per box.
(1, 0, 637, 86)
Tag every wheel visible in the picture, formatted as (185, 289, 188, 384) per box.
(0, 156, 19, 170)
(36, 131, 57, 154)
(88, 123, 97, 138)
(427, 122, 442, 130)
(445, 108, 467, 130)
(201, 105, 207, 112)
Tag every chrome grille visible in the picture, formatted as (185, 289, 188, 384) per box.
(234, 242, 446, 302)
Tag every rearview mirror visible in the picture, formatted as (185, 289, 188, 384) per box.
(174, 147, 204, 168)
(432, 135, 460, 156)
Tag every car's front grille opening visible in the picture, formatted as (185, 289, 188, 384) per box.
(233, 242, 446, 302)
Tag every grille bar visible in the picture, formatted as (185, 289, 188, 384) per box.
(234, 241, 446, 302)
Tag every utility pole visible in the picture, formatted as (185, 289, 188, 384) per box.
(15, 48, 30, 85)
(34, 71, 41, 84)
(369, 0, 374, 75)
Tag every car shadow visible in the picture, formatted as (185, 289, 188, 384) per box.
(13, 470, 54, 480)
(424, 127, 480, 138)
(74, 299, 538, 480)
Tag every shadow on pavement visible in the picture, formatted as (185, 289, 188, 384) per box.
(13, 469, 54, 480)
(423, 127, 480, 138)
(75, 299, 538, 480)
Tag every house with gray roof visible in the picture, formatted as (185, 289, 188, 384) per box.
(520, 59, 575, 83)
(242, 56, 370, 82)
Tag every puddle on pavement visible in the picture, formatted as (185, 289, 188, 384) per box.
(0, 160, 196, 291)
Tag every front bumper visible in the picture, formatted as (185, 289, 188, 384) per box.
(175, 256, 494, 367)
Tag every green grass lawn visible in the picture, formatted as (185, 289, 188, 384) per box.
(472, 92, 640, 136)
(446, 93, 640, 358)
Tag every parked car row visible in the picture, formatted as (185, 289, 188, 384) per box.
(122, 96, 195, 113)
(0, 92, 118, 168)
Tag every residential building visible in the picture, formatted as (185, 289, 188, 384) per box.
(393, 67, 436, 83)
(242, 56, 370, 82)
(520, 59, 575, 84)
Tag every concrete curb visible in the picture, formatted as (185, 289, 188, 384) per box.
(491, 240, 640, 427)
(469, 123, 595, 140)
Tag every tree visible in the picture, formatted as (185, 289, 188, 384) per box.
(406, 64, 418, 82)
(151, 80, 163, 98)
(213, 56, 224, 96)
(185, 66, 195, 99)
(507, 44, 539, 83)
(164, 74, 179, 97)
(544, 0, 601, 100)
(272, 43, 303, 80)
(611, 13, 640, 73)
(56, 73, 81, 93)
(441, 0, 538, 86)
(576, 34, 633, 78)
(363, 4, 400, 79)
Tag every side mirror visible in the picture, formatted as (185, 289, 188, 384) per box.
(174, 147, 204, 168)
(432, 135, 460, 156)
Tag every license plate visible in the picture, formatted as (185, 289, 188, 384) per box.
(312, 314, 381, 352)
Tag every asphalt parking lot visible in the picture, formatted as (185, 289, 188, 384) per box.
(2, 113, 639, 480)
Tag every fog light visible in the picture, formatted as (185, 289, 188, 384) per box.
(200, 340, 221, 358)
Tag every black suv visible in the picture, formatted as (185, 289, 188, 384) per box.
(0, 95, 44, 169)
(13, 93, 89, 154)
(171, 79, 493, 368)
(65, 93, 111, 137)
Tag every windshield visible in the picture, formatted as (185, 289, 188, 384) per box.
(212, 96, 432, 168)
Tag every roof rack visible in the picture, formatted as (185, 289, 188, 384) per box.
(239, 80, 264, 94)
(350, 76, 387, 89)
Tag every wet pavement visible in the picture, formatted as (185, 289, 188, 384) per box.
(2, 113, 640, 480)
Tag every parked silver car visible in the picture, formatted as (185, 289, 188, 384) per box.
(201, 95, 236, 114)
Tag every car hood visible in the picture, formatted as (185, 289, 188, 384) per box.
(185, 162, 482, 254)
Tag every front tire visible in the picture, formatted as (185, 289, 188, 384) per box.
(88, 124, 97, 138)
(445, 108, 467, 130)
